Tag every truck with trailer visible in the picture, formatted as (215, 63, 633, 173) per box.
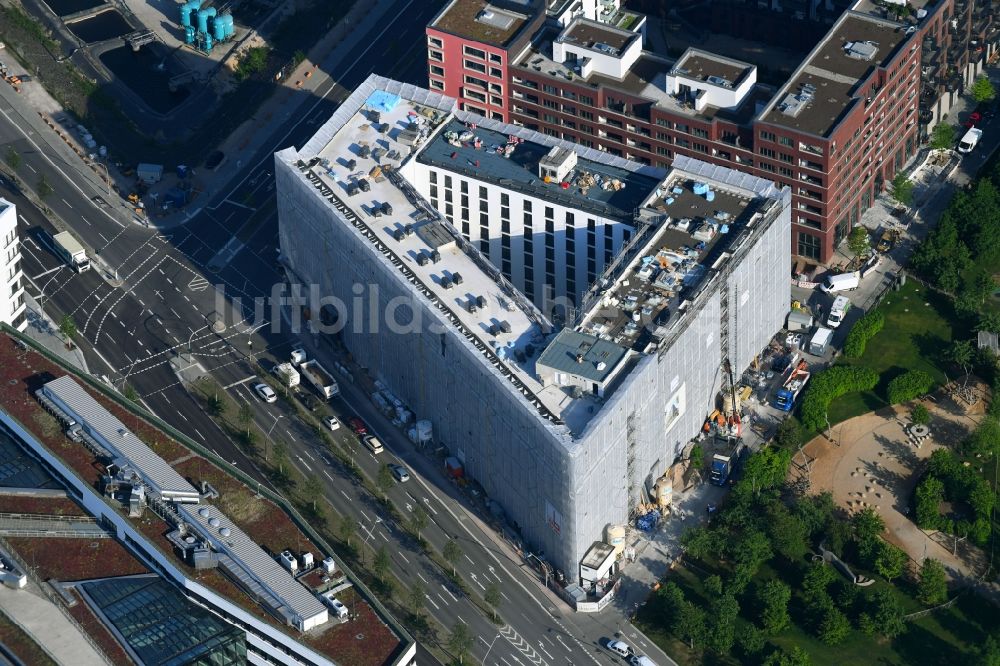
(52, 231, 91, 272)
(774, 359, 810, 411)
(299, 360, 339, 399)
(958, 127, 983, 154)
(272, 362, 300, 388)
(709, 438, 745, 487)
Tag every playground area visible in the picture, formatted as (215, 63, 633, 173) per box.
(793, 381, 991, 581)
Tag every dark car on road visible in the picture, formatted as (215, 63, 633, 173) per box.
(348, 417, 368, 435)
(297, 392, 319, 412)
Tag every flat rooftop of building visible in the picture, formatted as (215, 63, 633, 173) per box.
(416, 119, 661, 221)
(559, 17, 638, 53)
(536, 329, 629, 383)
(673, 48, 755, 89)
(289, 78, 573, 427)
(759, 12, 913, 136)
(852, 0, 938, 17)
(516, 38, 773, 125)
(430, 0, 530, 46)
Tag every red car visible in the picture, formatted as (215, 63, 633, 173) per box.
(964, 111, 982, 128)
(348, 417, 368, 435)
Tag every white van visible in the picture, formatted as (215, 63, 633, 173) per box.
(820, 272, 859, 293)
(809, 327, 834, 356)
(826, 296, 851, 328)
(363, 435, 384, 455)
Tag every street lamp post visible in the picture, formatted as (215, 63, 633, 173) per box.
(265, 414, 286, 461)
(482, 631, 501, 664)
(86, 159, 112, 198)
(248, 338, 254, 365)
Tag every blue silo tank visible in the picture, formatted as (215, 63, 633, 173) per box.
(197, 7, 216, 35)
(223, 13, 234, 38)
(203, 33, 213, 51)
(213, 15, 225, 42)
(184, 25, 195, 44)
(180, 4, 194, 27)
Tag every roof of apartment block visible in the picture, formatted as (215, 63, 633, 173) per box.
(417, 119, 661, 221)
(515, 37, 773, 125)
(672, 49, 755, 90)
(758, 11, 914, 137)
(430, 0, 531, 46)
(559, 17, 639, 53)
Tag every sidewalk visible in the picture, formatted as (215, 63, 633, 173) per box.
(19, 293, 89, 374)
(0, 581, 106, 666)
(0, 0, 402, 230)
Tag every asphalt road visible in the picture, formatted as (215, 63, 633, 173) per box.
(0, 0, 678, 663)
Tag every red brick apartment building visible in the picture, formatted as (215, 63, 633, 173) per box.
(427, 1, 999, 262)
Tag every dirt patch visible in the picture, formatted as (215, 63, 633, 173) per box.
(793, 385, 988, 580)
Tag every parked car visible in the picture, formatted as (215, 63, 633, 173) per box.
(298, 392, 319, 412)
(629, 655, 657, 666)
(348, 417, 368, 435)
(389, 464, 410, 482)
(876, 228, 899, 253)
(253, 383, 276, 403)
(323, 416, 341, 431)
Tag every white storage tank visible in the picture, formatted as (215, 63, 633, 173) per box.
(606, 524, 626, 556)
(322, 556, 337, 574)
(300, 552, 314, 570)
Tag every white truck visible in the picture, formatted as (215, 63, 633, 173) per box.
(299, 360, 339, 399)
(808, 327, 834, 356)
(52, 231, 91, 272)
(272, 362, 300, 388)
(958, 127, 983, 154)
(826, 296, 851, 328)
(820, 272, 859, 293)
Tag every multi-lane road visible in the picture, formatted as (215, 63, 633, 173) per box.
(0, 1, 678, 664)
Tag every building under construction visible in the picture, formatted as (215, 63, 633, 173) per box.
(275, 75, 791, 584)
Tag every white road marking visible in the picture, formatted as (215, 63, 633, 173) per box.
(340, 490, 351, 501)
(442, 585, 459, 603)
(194, 428, 206, 441)
(398, 552, 409, 564)
(324, 470, 333, 480)
(416, 572, 429, 584)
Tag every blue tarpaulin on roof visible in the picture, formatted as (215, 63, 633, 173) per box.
(366, 90, 401, 114)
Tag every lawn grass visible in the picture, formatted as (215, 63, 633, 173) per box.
(823, 281, 965, 427)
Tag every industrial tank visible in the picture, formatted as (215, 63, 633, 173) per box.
(197, 7, 216, 35)
(653, 474, 672, 511)
(212, 15, 225, 42)
(222, 13, 234, 38)
(184, 25, 195, 45)
(605, 524, 626, 557)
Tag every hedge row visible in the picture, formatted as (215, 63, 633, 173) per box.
(843, 311, 885, 358)
(800, 366, 880, 432)
(886, 370, 934, 404)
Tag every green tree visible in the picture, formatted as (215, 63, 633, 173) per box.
(373, 546, 391, 581)
(59, 314, 76, 344)
(484, 581, 501, 621)
(410, 504, 429, 541)
(739, 447, 793, 497)
(738, 624, 766, 657)
(891, 172, 914, 206)
(704, 574, 724, 597)
(338, 514, 356, 547)
(689, 443, 704, 469)
(950, 339, 975, 380)
(447, 621, 474, 664)
(869, 588, 907, 639)
(972, 75, 997, 103)
(764, 646, 811, 666)
(377, 464, 395, 498)
(37, 174, 53, 200)
(442, 539, 462, 576)
(237, 402, 254, 437)
(802, 562, 836, 602)
(207, 389, 226, 416)
(272, 441, 289, 476)
(775, 417, 801, 450)
(852, 507, 886, 545)
(708, 593, 739, 654)
(911, 403, 930, 426)
(875, 539, 907, 582)
(408, 582, 425, 614)
(915, 475, 945, 529)
(917, 558, 948, 606)
(680, 526, 724, 561)
(766, 502, 809, 561)
(674, 601, 708, 650)
(847, 226, 870, 257)
(980, 311, 1000, 335)
(979, 634, 1000, 666)
(818, 604, 851, 645)
(757, 579, 792, 635)
(302, 474, 323, 511)
(930, 122, 956, 150)
(4, 146, 21, 171)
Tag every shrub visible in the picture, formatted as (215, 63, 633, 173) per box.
(800, 366, 880, 431)
(844, 311, 885, 358)
(911, 403, 930, 425)
(886, 370, 934, 404)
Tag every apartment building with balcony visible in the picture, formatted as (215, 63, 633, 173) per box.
(0, 199, 26, 332)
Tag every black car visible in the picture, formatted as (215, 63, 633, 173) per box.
(298, 392, 319, 412)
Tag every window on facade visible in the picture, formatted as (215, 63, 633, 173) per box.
(490, 53, 502, 63)
(580, 95, 594, 106)
(430, 64, 445, 77)
(430, 79, 444, 91)
(464, 45, 486, 59)
(490, 67, 503, 78)
(464, 59, 486, 73)
(760, 147, 775, 158)
(760, 130, 775, 141)
(464, 75, 488, 89)
(691, 127, 708, 139)
(675, 123, 689, 133)
(798, 232, 821, 259)
(428, 36, 442, 48)
(429, 50, 443, 62)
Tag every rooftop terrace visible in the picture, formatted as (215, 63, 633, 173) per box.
(416, 119, 661, 221)
(673, 49, 755, 90)
(560, 17, 638, 53)
(430, 0, 531, 46)
(515, 37, 773, 125)
(759, 12, 914, 136)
